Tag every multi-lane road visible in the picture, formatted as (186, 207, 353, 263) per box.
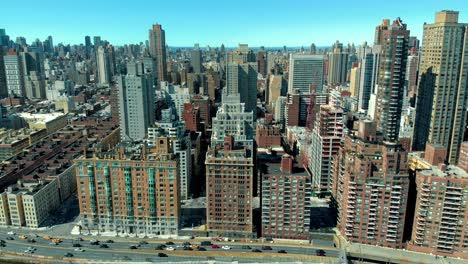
(0, 232, 339, 262)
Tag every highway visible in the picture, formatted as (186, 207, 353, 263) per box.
(0, 232, 339, 262)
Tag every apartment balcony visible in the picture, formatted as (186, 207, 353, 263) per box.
(416, 229, 425, 236)
(420, 191, 429, 197)
(386, 238, 396, 243)
(444, 200, 461, 206)
(391, 191, 401, 195)
(368, 226, 375, 230)
(345, 232, 352, 237)
(392, 185, 402, 189)
(389, 214, 399, 219)
(388, 224, 398, 229)
(420, 197, 429, 202)
(445, 195, 462, 201)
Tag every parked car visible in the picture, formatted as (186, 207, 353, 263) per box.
(105, 240, 114, 243)
(19, 235, 28, 240)
(99, 244, 109, 248)
(7, 231, 15, 235)
(49, 242, 58, 246)
(90, 241, 99, 245)
(252, 249, 262, 253)
(183, 241, 191, 246)
(190, 244, 199, 249)
(139, 241, 148, 245)
(74, 248, 84, 252)
(64, 253, 74, 257)
(6, 237, 14, 241)
(165, 241, 175, 245)
(129, 246, 138, 250)
(316, 249, 326, 256)
(241, 245, 251, 249)
(183, 246, 193, 251)
(278, 250, 287, 254)
(262, 245, 272, 250)
(27, 239, 36, 243)
(211, 244, 220, 249)
(198, 247, 207, 251)
(165, 246, 175, 251)
(73, 243, 81, 247)
(222, 245, 231, 250)
(157, 253, 168, 257)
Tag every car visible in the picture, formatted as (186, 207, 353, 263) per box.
(73, 243, 81, 247)
(201, 241, 212, 246)
(99, 244, 109, 248)
(27, 239, 36, 243)
(64, 253, 74, 257)
(198, 247, 207, 251)
(90, 241, 99, 245)
(0, 244, 5, 247)
(211, 244, 220, 249)
(242, 245, 251, 249)
(129, 245, 138, 250)
(19, 235, 28, 240)
(278, 250, 287, 254)
(190, 244, 199, 249)
(49, 242, 58, 246)
(155, 244, 166, 250)
(183, 246, 193, 251)
(90, 239, 98, 243)
(252, 249, 262, 253)
(76, 237, 84, 241)
(6, 237, 14, 240)
(165, 241, 175, 245)
(105, 240, 114, 243)
(139, 241, 148, 245)
(262, 245, 272, 250)
(222, 245, 231, 250)
(165, 246, 175, 251)
(157, 253, 168, 257)
(183, 241, 191, 246)
(7, 231, 15, 235)
(316, 249, 326, 256)
(74, 248, 84, 252)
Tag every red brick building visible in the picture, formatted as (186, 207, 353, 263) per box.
(181, 103, 201, 132)
(255, 119, 281, 149)
(286, 91, 301, 127)
(191, 95, 211, 128)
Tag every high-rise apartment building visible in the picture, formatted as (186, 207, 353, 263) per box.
(149, 24, 167, 83)
(21, 51, 45, 99)
(333, 120, 410, 249)
(96, 46, 111, 86)
(228, 44, 256, 64)
(309, 103, 344, 194)
(3, 50, 25, 97)
(117, 62, 155, 141)
(206, 138, 254, 238)
(405, 55, 419, 99)
(75, 139, 180, 236)
(226, 62, 258, 112)
(407, 147, 467, 259)
(349, 64, 360, 97)
(413, 11, 468, 164)
(261, 155, 312, 239)
(327, 41, 349, 85)
(374, 18, 409, 142)
(257, 50, 267, 76)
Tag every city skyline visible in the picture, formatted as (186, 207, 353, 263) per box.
(1, 0, 467, 47)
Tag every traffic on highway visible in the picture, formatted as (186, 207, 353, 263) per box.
(0, 231, 339, 262)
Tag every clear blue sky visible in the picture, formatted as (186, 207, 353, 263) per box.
(1, 0, 467, 47)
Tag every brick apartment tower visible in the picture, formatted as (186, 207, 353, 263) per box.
(149, 24, 167, 83)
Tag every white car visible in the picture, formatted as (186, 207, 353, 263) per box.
(165, 246, 175, 251)
(74, 248, 84, 252)
(222, 246, 231, 250)
(7, 231, 15, 235)
(49, 242, 58, 245)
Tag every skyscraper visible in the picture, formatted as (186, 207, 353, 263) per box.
(327, 41, 349, 85)
(349, 64, 360, 97)
(93, 36, 101, 48)
(84, 36, 91, 56)
(413, 11, 468, 164)
(3, 49, 25, 97)
(226, 62, 258, 112)
(96, 46, 111, 86)
(149, 24, 167, 83)
(374, 18, 409, 142)
(21, 51, 45, 99)
(358, 45, 381, 112)
(118, 62, 155, 141)
(190, 44, 202, 73)
(288, 54, 324, 123)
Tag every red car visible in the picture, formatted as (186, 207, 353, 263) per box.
(211, 244, 220, 249)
